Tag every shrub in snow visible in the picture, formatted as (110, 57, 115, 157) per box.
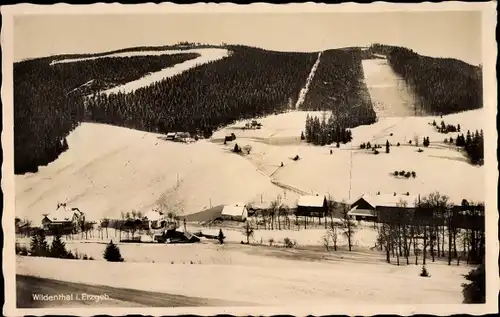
(393, 171, 399, 176)
(405, 172, 411, 178)
(268, 238, 275, 246)
(411, 171, 416, 178)
(418, 148, 424, 153)
(374, 150, 379, 155)
(366, 142, 372, 149)
(399, 170, 405, 176)
(397, 142, 400, 146)
(233, 143, 241, 153)
(103, 240, 124, 262)
(420, 265, 430, 277)
(293, 155, 300, 161)
(283, 237, 296, 248)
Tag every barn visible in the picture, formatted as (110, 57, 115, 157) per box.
(221, 203, 248, 222)
(295, 195, 327, 217)
(348, 193, 417, 221)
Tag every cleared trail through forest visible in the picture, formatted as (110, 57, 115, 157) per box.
(361, 57, 417, 118)
(51, 48, 230, 96)
(295, 51, 322, 110)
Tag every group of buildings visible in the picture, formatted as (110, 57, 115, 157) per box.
(38, 192, 482, 233)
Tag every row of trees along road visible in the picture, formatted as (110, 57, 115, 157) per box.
(14, 53, 198, 175)
(376, 192, 484, 266)
(300, 48, 377, 128)
(371, 44, 483, 115)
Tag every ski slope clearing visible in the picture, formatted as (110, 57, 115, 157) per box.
(51, 48, 230, 95)
(17, 253, 473, 305)
(295, 52, 322, 109)
(362, 58, 417, 117)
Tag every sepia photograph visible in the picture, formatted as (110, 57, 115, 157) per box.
(1, 2, 498, 316)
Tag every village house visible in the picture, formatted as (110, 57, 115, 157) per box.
(220, 203, 248, 222)
(41, 203, 85, 233)
(295, 195, 327, 218)
(348, 192, 417, 222)
(143, 209, 165, 229)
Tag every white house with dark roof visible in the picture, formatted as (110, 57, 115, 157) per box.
(348, 193, 417, 221)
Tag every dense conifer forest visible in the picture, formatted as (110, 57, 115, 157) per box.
(371, 44, 483, 115)
(14, 53, 199, 174)
(303, 113, 353, 146)
(300, 48, 377, 128)
(84, 45, 317, 136)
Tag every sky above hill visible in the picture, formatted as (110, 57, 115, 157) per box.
(14, 11, 482, 65)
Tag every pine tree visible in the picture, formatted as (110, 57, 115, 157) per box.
(385, 140, 390, 153)
(50, 233, 69, 258)
(218, 229, 225, 244)
(462, 263, 485, 303)
(457, 124, 461, 132)
(30, 229, 50, 257)
(300, 131, 305, 141)
(103, 240, 124, 262)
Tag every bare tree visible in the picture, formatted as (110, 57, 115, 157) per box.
(340, 201, 356, 251)
(328, 221, 339, 251)
(322, 231, 331, 251)
(243, 221, 254, 244)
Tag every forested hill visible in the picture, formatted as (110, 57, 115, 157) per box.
(13, 45, 317, 175)
(300, 48, 376, 128)
(370, 43, 483, 115)
(14, 52, 200, 174)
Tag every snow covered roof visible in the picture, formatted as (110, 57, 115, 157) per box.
(298, 195, 325, 208)
(352, 193, 417, 208)
(144, 210, 163, 221)
(221, 204, 247, 217)
(45, 205, 82, 223)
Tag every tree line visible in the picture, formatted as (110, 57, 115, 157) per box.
(375, 192, 484, 266)
(303, 112, 353, 145)
(84, 45, 317, 137)
(14, 53, 198, 174)
(371, 44, 483, 115)
(454, 130, 484, 165)
(300, 48, 377, 128)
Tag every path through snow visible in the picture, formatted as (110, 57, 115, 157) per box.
(295, 52, 322, 109)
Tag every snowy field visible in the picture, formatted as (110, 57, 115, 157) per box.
(15, 110, 484, 226)
(50, 48, 230, 95)
(16, 252, 474, 305)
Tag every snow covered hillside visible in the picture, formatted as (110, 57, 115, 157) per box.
(51, 48, 230, 95)
(16, 108, 483, 225)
